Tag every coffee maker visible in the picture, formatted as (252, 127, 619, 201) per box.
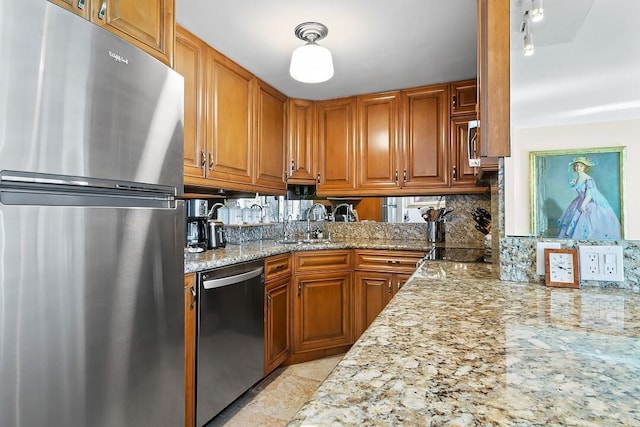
(186, 199, 209, 251)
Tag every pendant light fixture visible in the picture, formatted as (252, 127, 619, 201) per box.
(530, 0, 544, 22)
(522, 10, 535, 56)
(289, 22, 334, 83)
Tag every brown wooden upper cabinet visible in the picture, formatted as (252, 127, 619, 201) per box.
(357, 92, 401, 193)
(286, 99, 317, 184)
(254, 81, 287, 192)
(477, 0, 510, 158)
(175, 27, 207, 181)
(450, 79, 478, 116)
(176, 26, 287, 194)
(316, 97, 358, 194)
(49, 0, 175, 66)
(400, 84, 450, 191)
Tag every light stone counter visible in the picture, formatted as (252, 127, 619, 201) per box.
(289, 262, 640, 426)
(183, 239, 473, 274)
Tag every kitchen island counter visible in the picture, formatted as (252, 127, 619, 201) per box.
(288, 261, 640, 426)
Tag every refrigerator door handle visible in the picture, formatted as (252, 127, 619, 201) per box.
(1, 170, 176, 196)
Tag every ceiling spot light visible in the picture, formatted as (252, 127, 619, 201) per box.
(289, 22, 334, 83)
(530, 0, 544, 22)
(521, 11, 535, 56)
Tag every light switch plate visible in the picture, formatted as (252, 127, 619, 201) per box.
(536, 242, 562, 275)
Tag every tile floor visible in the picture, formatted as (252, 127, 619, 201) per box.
(207, 354, 344, 426)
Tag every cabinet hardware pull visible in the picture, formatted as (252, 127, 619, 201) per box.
(397, 281, 403, 290)
(388, 280, 392, 294)
(298, 282, 302, 296)
(316, 174, 320, 184)
(208, 152, 214, 170)
(394, 169, 398, 182)
(267, 293, 271, 307)
(98, 0, 107, 19)
(403, 169, 407, 182)
(200, 150, 206, 169)
(189, 286, 196, 309)
(452, 95, 457, 109)
(77, 0, 85, 9)
(452, 165, 457, 181)
(290, 159, 295, 174)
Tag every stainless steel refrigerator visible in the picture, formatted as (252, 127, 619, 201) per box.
(0, 2, 185, 426)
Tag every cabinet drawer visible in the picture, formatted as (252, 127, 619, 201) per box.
(294, 250, 352, 273)
(265, 253, 291, 281)
(354, 250, 425, 273)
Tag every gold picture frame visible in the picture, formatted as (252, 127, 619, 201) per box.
(530, 147, 625, 239)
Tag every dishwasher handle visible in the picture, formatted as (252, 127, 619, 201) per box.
(202, 267, 263, 290)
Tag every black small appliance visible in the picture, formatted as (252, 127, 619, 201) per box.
(186, 199, 209, 251)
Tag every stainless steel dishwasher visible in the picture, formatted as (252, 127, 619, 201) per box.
(196, 259, 265, 426)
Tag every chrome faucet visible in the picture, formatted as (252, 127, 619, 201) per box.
(304, 203, 327, 240)
(207, 202, 225, 219)
(334, 203, 354, 222)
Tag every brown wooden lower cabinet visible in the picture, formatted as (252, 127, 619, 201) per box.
(264, 274, 291, 375)
(291, 250, 353, 355)
(353, 250, 425, 337)
(184, 273, 196, 427)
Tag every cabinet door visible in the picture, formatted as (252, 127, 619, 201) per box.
(450, 79, 478, 116)
(292, 271, 352, 353)
(393, 273, 412, 296)
(357, 92, 401, 192)
(265, 275, 291, 375)
(316, 97, 357, 194)
(184, 274, 196, 427)
(287, 99, 316, 183)
(401, 85, 450, 189)
(206, 50, 255, 185)
(175, 26, 207, 180)
(91, 0, 175, 66)
(254, 81, 287, 191)
(49, 0, 90, 19)
(354, 271, 392, 338)
(450, 115, 479, 187)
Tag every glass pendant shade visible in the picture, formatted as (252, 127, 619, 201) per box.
(289, 42, 334, 83)
(530, 0, 544, 22)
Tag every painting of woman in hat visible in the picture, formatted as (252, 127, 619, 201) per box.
(557, 156, 621, 239)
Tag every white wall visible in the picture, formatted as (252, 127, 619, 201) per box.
(504, 118, 640, 239)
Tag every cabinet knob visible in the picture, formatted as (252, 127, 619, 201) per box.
(98, 0, 107, 19)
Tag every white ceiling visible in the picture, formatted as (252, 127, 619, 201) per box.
(175, 0, 640, 127)
(510, 0, 640, 128)
(175, 0, 478, 100)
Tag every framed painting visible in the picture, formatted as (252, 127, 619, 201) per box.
(530, 147, 625, 239)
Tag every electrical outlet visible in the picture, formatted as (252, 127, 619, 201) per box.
(579, 245, 624, 282)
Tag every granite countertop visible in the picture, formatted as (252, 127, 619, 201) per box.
(184, 239, 478, 274)
(289, 262, 640, 426)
